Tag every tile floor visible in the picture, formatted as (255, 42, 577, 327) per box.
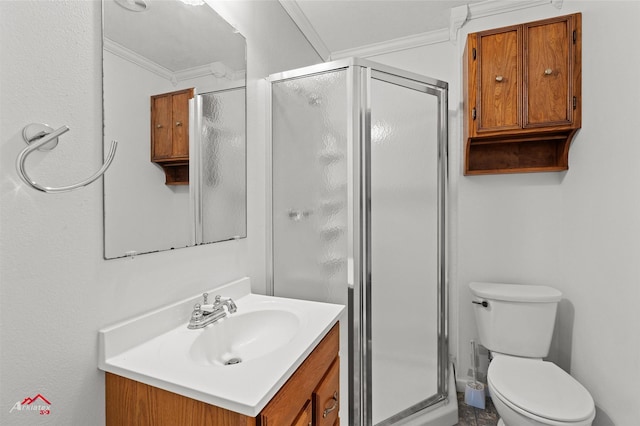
(455, 392, 499, 426)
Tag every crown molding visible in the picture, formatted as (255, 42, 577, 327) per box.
(467, 0, 561, 21)
(280, 0, 564, 62)
(173, 62, 245, 84)
(104, 38, 245, 86)
(331, 28, 450, 60)
(278, 0, 331, 61)
(450, 0, 564, 43)
(450, 4, 471, 41)
(104, 38, 173, 80)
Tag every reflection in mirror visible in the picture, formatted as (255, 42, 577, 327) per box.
(103, 0, 246, 259)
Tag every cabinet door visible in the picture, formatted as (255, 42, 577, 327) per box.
(171, 90, 191, 159)
(259, 324, 339, 426)
(313, 357, 340, 426)
(151, 94, 172, 160)
(476, 26, 521, 133)
(292, 400, 312, 426)
(524, 15, 575, 128)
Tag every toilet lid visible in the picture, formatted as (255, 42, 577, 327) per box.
(488, 357, 595, 422)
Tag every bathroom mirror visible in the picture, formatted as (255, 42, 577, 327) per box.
(102, 0, 247, 259)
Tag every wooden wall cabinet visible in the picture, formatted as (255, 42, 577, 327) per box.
(151, 88, 194, 185)
(464, 13, 582, 175)
(106, 323, 340, 426)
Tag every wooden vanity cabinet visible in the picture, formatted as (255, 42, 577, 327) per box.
(256, 322, 340, 426)
(464, 13, 581, 175)
(105, 322, 340, 426)
(150, 88, 194, 185)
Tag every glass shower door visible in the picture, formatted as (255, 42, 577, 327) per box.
(199, 88, 247, 242)
(271, 70, 349, 306)
(192, 88, 247, 244)
(369, 74, 441, 424)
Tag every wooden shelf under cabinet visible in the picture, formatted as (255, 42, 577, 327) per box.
(464, 13, 582, 175)
(105, 322, 340, 426)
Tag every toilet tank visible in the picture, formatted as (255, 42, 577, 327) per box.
(469, 282, 562, 358)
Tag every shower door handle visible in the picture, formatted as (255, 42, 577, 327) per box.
(288, 209, 312, 221)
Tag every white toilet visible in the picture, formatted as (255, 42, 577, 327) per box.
(469, 282, 595, 426)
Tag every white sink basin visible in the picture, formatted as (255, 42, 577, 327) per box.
(98, 277, 344, 416)
(189, 308, 300, 366)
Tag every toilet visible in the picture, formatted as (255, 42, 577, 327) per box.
(469, 282, 595, 426)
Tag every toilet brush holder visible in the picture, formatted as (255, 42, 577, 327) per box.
(464, 381, 486, 409)
(464, 339, 486, 409)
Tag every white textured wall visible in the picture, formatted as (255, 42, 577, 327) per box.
(0, 1, 319, 425)
(372, 1, 640, 424)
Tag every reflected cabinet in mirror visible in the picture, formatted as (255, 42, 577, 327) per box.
(103, 0, 247, 259)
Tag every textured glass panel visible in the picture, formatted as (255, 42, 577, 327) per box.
(272, 70, 348, 305)
(200, 88, 246, 242)
(370, 78, 440, 423)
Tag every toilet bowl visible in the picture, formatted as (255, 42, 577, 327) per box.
(488, 354, 595, 426)
(469, 282, 595, 426)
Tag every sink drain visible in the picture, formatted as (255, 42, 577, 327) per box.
(224, 357, 242, 365)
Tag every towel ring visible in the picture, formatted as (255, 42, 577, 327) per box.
(16, 123, 118, 194)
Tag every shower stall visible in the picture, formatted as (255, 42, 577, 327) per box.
(268, 58, 452, 425)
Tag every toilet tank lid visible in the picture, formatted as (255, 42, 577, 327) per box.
(469, 282, 562, 303)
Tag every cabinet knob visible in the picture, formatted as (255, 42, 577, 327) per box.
(544, 68, 553, 75)
(495, 75, 503, 82)
(156, 124, 163, 129)
(175, 121, 183, 126)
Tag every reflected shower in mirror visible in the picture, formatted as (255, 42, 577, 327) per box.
(103, 0, 246, 259)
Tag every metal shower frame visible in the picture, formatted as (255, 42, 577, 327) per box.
(267, 58, 449, 426)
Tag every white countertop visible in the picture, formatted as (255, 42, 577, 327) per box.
(98, 277, 344, 416)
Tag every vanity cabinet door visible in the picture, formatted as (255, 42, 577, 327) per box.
(313, 357, 340, 426)
(292, 400, 313, 426)
(258, 323, 339, 426)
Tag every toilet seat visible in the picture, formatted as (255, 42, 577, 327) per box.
(488, 356, 595, 424)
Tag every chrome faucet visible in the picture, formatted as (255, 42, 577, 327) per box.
(187, 293, 237, 329)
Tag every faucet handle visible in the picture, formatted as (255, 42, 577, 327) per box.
(191, 303, 203, 321)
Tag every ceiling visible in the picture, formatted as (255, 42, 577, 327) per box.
(103, 0, 541, 73)
(279, 0, 485, 60)
(103, 0, 246, 73)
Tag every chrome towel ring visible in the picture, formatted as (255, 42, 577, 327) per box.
(16, 123, 118, 194)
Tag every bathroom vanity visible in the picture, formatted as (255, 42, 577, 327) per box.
(98, 278, 343, 426)
(105, 323, 339, 426)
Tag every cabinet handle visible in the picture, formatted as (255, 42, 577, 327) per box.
(156, 124, 163, 129)
(495, 75, 503, 82)
(175, 121, 183, 126)
(544, 68, 553, 75)
(323, 391, 338, 418)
